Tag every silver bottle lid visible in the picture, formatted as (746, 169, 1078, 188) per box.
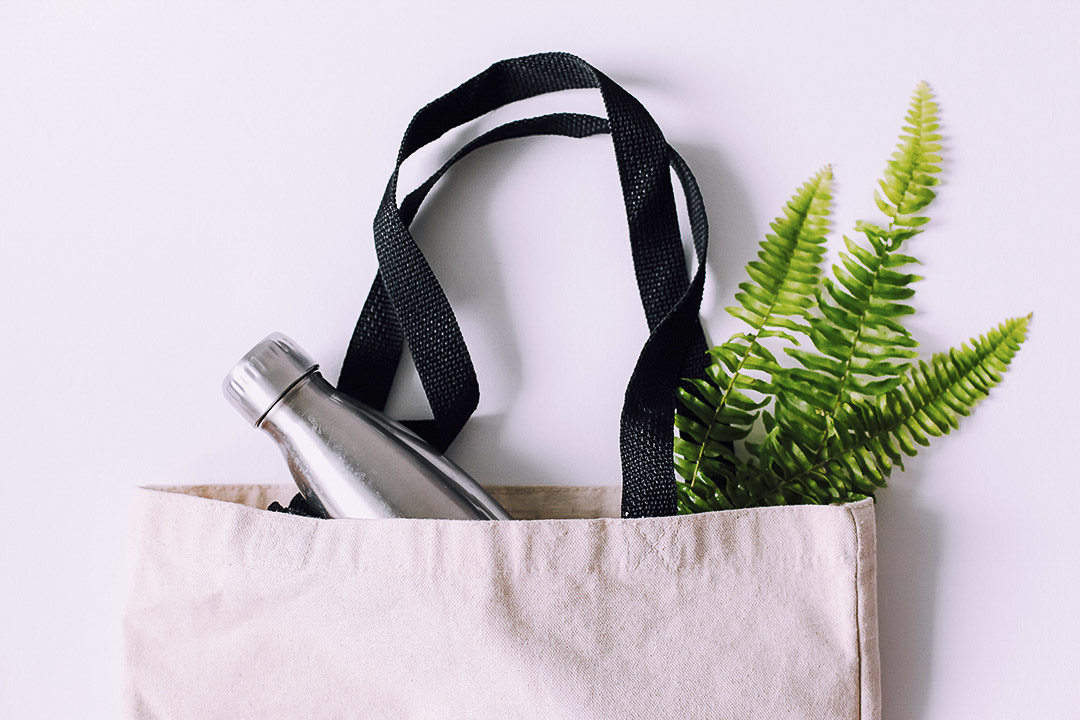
(223, 332, 319, 426)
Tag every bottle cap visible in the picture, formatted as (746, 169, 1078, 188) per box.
(223, 332, 319, 426)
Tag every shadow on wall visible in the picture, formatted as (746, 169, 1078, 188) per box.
(874, 456, 943, 720)
(671, 142, 763, 331)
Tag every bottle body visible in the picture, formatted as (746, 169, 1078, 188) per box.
(260, 371, 509, 520)
(224, 333, 510, 521)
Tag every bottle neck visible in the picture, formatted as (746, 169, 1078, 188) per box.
(255, 368, 321, 428)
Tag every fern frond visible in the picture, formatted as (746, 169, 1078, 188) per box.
(783, 315, 1030, 501)
(767, 227, 923, 480)
(726, 167, 833, 335)
(765, 85, 943, 481)
(874, 82, 942, 229)
(674, 169, 832, 508)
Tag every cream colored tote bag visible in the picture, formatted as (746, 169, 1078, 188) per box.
(123, 53, 881, 719)
(125, 485, 879, 719)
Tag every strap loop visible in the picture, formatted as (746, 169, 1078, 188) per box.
(338, 53, 710, 516)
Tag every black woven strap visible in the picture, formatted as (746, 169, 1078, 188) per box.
(340, 113, 618, 439)
(338, 52, 710, 517)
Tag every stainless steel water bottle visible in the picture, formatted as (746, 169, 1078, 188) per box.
(223, 333, 511, 520)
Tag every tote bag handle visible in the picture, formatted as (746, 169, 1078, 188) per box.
(337, 52, 711, 517)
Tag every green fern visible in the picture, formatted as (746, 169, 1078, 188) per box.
(875, 81, 942, 227)
(675, 83, 1030, 513)
(674, 169, 832, 508)
(779, 315, 1030, 500)
(767, 84, 941, 480)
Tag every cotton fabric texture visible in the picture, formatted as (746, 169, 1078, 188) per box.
(124, 484, 881, 719)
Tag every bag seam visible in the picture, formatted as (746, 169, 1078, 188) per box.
(849, 503, 864, 720)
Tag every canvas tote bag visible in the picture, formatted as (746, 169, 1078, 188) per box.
(124, 53, 881, 719)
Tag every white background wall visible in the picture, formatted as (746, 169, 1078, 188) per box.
(2, 1, 1077, 717)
